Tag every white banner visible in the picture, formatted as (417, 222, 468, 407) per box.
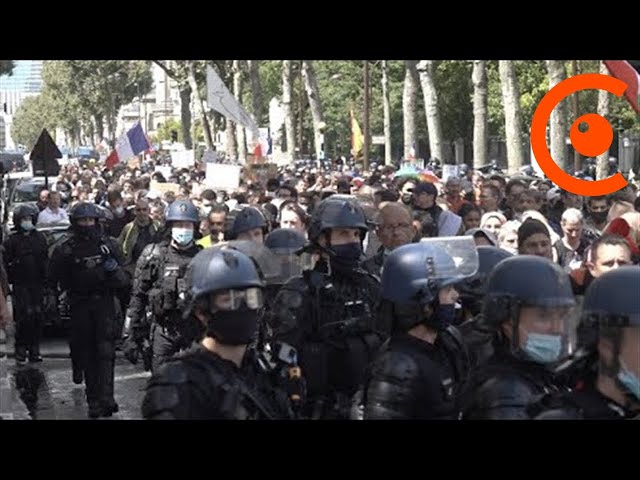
(205, 163, 241, 190)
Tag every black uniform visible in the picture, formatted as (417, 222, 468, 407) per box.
(530, 387, 633, 420)
(363, 328, 468, 420)
(49, 232, 129, 416)
(460, 347, 567, 419)
(142, 344, 293, 420)
(126, 240, 201, 371)
(3, 229, 48, 360)
(271, 261, 386, 419)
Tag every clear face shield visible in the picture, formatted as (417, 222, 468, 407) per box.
(269, 247, 304, 285)
(513, 303, 578, 365)
(214, 240, 282, 285)
(418, 236, 480, 281)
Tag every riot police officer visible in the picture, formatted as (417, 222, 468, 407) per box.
(224, 205, 269, 244)
(532, 266, 640, 419)
(141, 248, 296, 419)
(3, 204, 48, 363)
(360, 239, 476, 419)
(270, 195, 387, 419)
(460, 255, 577, 419)
(124, 200, 202, 372)
(457, 246, 513, 368)
(49, 202, 129, 418)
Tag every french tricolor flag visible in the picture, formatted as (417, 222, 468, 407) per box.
(105, 122, 151, 169)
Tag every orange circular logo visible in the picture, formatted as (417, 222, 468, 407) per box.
(530, 73, 629, 196)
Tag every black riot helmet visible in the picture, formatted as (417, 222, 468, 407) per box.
(458, 247, 513, 316)
(70, 202, 101, 239)
(224, 205, 268, 241)
(483, 255, 576, 364)
(186, 247, 265, 346)
(307, 195, 368, 245)
(12, 204, 39, 230)
(70, 202, 100, 221)
(582, 266, 640, 406)
(380, 238, 478, 332)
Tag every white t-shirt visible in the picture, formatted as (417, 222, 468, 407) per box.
(37, 207, 69, 224)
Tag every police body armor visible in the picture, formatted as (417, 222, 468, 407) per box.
(460, 349, 567, 420)
(272, 266, 385, 418)
(140, 243, 197, 329)
(361, 326, 469, 420)
(142, 345, 292, 420)
(4, 230, 48, 285)
(57, 234, 129, 297)
(528, 387, 632, 420)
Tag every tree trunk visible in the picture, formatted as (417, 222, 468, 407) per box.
(403, 61, 419, 160)
(187, 61, 213, 150)
(381, 60, 393, 166)
(472, 60, 488, 170)
(95, 114, 104, 144)
(233, 60, 247, 163)
(301, 60, 325, 160)
(546, 60, 568, 172)
(179, 85, 193, 149)
(281, 60, 296, 163)
(226, 118, 237, 161)
(247, 60, 263, 126)
(596, 61, 610, 180)
(416, 60, 444, 162)
(499, 60, 525, 174)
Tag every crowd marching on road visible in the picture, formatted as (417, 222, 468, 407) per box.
(0, 152, 639, 420)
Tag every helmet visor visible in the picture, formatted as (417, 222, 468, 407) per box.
(211, 288, 264, 311)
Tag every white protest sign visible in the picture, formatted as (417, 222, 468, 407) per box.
(171, 150, 195, 169)
(149, 181, 180, 195)
(154, 166, 172, 180)
(205, 164, 241, 190)
(442, 164, 459, 183)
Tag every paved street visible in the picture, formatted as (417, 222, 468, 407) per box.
(1, 335, 149, 420)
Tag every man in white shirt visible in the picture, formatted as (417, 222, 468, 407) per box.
(37, 191, 69, 224)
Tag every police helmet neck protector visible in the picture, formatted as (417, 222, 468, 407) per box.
(70, 202, 101, 238)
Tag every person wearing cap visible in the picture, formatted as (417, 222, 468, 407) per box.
(465, 228, 498, 247)
(411, 182, 463, 237)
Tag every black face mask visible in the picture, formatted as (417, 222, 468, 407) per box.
(429, 304, 457, 330)
(74, 224, 99, 240)
(329, 242, 362, 272)
(590, 210, 608, 224)
(401, 194, 413, 205)
(206, 307, 260, 346)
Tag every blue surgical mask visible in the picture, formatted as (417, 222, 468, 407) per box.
(172, 227, 193, 246)
(523, 333, 562, 363)
(20, 220, 34, 231)
(617, 360, 640, 401)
